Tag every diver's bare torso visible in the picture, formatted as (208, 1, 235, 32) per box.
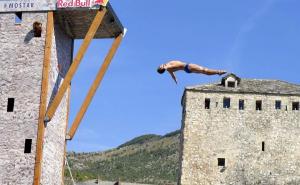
(162, 61, 186, 72)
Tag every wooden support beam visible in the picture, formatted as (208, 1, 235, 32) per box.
(45, 8, 107, 122)
(33, 11, 54, 185)
(67, 33, 123, 139)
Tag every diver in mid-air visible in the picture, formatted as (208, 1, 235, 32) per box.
(157, 60, 227, 84)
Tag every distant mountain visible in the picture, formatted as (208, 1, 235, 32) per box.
(65, 130, 181, 185)
(117, 134, 162, 149)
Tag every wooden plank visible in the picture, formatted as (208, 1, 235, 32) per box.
(45, 8, 107, 122)
(68, 33, 123, 139)
(33, 11, 54, 185)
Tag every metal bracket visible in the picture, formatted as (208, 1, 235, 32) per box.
(44, 116, 51, 123)
(65, 134, 71, 140)
(123, 28, 128, 37)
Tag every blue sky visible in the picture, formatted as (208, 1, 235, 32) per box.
(67, 0, 300, 152)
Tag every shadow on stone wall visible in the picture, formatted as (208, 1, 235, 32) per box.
(24, 30, 34, 43)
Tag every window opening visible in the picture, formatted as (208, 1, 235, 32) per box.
(275, 100, 281, 110)
(24, 139, 32, 153)
(227, 81, 235, 88)
(262, 142, 265, 151)
(7, 98, 15, 112)
(218, 158, 225, 166)
(239, 99, 244, 110)
(15, 12, 22, 24)
(205, 98, 210, 109)
(256, 100, 262, 111)
(292, 102, 299, 110)
(223, 98, 230, 108)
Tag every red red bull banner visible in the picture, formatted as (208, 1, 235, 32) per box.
(57, 0, 108, 8)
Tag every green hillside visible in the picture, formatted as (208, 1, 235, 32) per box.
(65, 130, 181, 185)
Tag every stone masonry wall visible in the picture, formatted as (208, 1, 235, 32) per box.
(0, 12, 73, 185)
(180, 91, 300, 185)
(0, 12, 47, 184)
(41, 22, 73, 185)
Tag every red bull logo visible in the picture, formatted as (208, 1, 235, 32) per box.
(57, 0, 108, 8)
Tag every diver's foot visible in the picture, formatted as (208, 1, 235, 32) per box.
(218, 70, 227, 76)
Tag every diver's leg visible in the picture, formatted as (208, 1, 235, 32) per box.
(188, 64, 226, 75)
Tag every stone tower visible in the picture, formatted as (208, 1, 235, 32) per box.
(0, 1, 124, 184)
(179, 74, 300, 185)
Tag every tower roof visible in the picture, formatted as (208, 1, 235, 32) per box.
(186, 77, 300, 96)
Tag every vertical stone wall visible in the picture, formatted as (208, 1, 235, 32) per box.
(0, 11, 73, 184)
(0, 12, 47, 184)
(180, 91, 300, 185)
(40, 22, 73, 185)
